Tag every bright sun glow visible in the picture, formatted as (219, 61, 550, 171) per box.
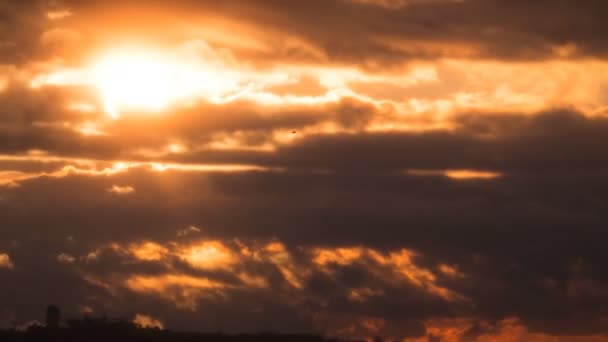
(90, 48, 239, 118)
(92, 50, 196, 118)
(92, 53, 174, 118)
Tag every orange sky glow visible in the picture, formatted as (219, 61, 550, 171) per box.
(2, 1, 608, 341)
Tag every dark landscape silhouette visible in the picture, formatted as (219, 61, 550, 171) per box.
(0, 305, 373, 342)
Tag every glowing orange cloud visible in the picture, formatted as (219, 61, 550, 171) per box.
(133, 314, 164, 329)
(126, 274, 226, 310)
(178, 240, 237, 270)
(407, 169, 502, 180)
(0, 253, 14, 269)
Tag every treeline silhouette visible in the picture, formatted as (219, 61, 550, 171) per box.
(0, 306, 368, 342)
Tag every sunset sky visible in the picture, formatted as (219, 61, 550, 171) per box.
(2, 1, 608, 341)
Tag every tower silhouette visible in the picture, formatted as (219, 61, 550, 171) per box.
(46, 305, 61, 329)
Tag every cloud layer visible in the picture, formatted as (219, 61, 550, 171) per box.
(2, 1, 608, 340)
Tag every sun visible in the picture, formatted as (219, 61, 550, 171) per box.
(91, 50, 209, 118)
(91, 50, 180, 118)
(33, 45, 251, 118)
(88, 47, 245, 118)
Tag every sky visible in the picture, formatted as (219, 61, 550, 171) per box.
(2, 0, 608, 340)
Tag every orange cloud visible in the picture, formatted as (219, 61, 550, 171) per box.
(126, 274, 227, 310)
(57, 253, 76, 264)
(0, 253, 14, 269)
(406, 169, 502, 181)
(313, 247, 364, 266)
(312, 246, 466, 302)
(179, 240, 237, 270)
(133, 314, 164, 329)
(416, 317, 608, 342)
(129, 242, 169, 262)
(84, 238, 468, 310)
(107, 185, 135, 195)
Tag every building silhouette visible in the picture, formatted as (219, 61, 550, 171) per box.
(45, 305, 60, 329)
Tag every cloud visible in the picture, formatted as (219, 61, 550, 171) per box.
(0, 1, 52, 64)
(57, 253, 76, 264)
(57, 0, 608, 67)
(133, 314, 164, 329)
(67, 237, 464, 332)
(2, 0, 608, 339)
(9, 159, 608, 335)
(415, 317, 608, 342)
(1, 145, 607, 337)
(0, 253, 14, 269)
(177, 226, 201, 238)
(107, 185, 135, 195)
